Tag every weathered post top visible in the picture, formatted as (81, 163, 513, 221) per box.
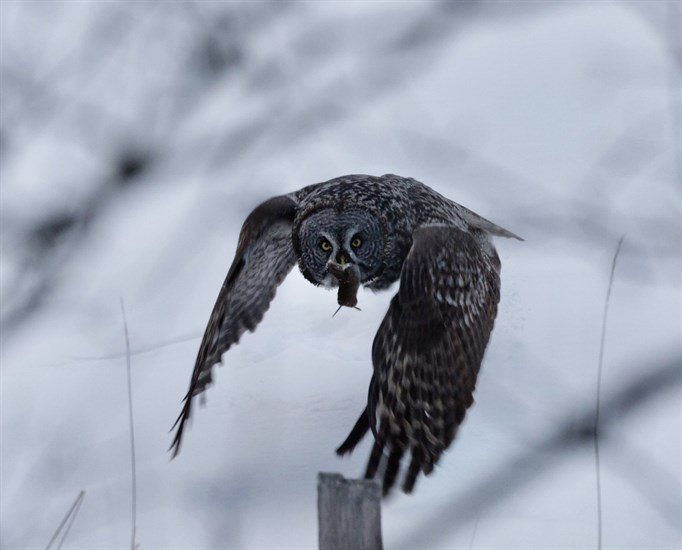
(317, 473, 383, 550)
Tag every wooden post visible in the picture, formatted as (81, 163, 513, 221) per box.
(317, 473, 382, 550)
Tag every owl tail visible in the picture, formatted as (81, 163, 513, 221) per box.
(335, 406, 370, 455)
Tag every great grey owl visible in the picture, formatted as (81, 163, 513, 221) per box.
(171, 174, 521, 494)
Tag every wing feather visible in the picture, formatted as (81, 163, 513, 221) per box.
(337, 225, 501, 494)
(170, 195, 297, 456)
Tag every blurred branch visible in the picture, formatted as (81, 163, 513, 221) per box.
(397, 354, 682, 550)
(608, 430, 682, 532)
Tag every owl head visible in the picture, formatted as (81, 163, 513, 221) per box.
(293, 207, 386, 289)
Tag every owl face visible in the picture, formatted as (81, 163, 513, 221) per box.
(295, 208, 385, 288)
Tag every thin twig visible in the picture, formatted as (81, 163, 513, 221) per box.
(44, 490, 85, 550)
(120, 298, 138, 550)
(467, 516, 480, 550)
(56, 490, 85, 550)
(67, 332, 201, 362)
(594, 234, 625, 550)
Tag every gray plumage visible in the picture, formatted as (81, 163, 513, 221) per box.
(171, 174, 521, 494)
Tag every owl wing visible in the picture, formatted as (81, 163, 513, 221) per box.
(170, 195, 298, 457)
(337, 225, 501, 494)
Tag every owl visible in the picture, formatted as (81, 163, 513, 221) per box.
(171, 174, 521, 494)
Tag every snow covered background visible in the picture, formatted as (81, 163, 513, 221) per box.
(1, 1, 680, 549)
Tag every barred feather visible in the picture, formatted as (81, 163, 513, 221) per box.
(337, 225, 501, 494)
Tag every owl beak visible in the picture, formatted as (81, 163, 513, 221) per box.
(326, 256, 354, 283)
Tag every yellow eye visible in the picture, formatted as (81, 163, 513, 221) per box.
(320, 240, 332, 252)
(351, 237, 362, 248)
